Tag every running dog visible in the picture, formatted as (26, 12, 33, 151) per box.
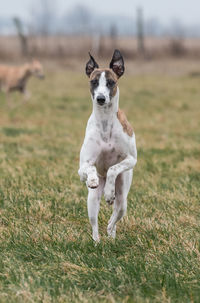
(0, 59, 44, 104)
(78, 50, 137, 242)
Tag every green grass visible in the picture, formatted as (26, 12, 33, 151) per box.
(0, 68, 200, 303)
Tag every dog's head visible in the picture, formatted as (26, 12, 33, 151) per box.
(85, 49, 124, 106)
(30, 59, 45, 79)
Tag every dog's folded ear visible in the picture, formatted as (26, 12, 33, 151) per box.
(86, 53, 99, 77)
(109, 49, 125, 78)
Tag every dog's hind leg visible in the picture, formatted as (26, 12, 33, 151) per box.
(107, 170, 133, 238)
(87, 177, 105, 242)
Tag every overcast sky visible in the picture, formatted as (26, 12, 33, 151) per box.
(0, 0, 199, 26)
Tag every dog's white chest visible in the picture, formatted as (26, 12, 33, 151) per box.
(84, 113, 132, 178)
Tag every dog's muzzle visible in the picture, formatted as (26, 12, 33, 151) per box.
(97, 94, 106, 106)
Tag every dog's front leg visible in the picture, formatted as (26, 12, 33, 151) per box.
(87, 177, 105, 242)
(22, 89, 31, 102)
(104, 155, 137, 204)
(79, 164, 99, 189)
(78, 139, 100, 189)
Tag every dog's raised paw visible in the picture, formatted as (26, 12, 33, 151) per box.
(87, 174, 99, 189)
(104, 188, 115, 205)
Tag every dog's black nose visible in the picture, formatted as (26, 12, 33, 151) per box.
(97, 95, 106, 105)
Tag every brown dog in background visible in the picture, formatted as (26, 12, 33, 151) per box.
(0, 59, 44, 105)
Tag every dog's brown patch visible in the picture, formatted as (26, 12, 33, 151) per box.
(105, 70, 118, 98)
(90, 69, 101, 81)
(117, 108, 133, 137)
(90, 68, 117, 81)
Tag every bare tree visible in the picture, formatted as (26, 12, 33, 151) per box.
(136, 7, 145, 55)
(110, 24, 118, 49)
(146, 18, 163, 37)
(168, 19, 186, 57)
(13, 17, 28, 56)
(169, 19, 185, 39)
(28, 0, 57, 56)
(65, 5, 92, 34)
(30, 0, 56, 35)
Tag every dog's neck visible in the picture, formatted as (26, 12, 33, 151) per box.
(22, 64, 32, 78)
(92, 87, 119, 122)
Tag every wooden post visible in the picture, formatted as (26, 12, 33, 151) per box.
(136, 7, 145, 56)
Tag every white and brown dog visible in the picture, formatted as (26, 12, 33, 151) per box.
(78, 50, 137, 242)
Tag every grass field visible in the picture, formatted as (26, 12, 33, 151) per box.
(0, 62, 200, 302)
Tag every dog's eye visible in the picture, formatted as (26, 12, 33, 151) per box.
(91, 79, 98, 87)
(107, 79, 115, 88)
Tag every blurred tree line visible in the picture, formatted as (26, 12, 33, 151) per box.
(0, 0, 195, 60)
